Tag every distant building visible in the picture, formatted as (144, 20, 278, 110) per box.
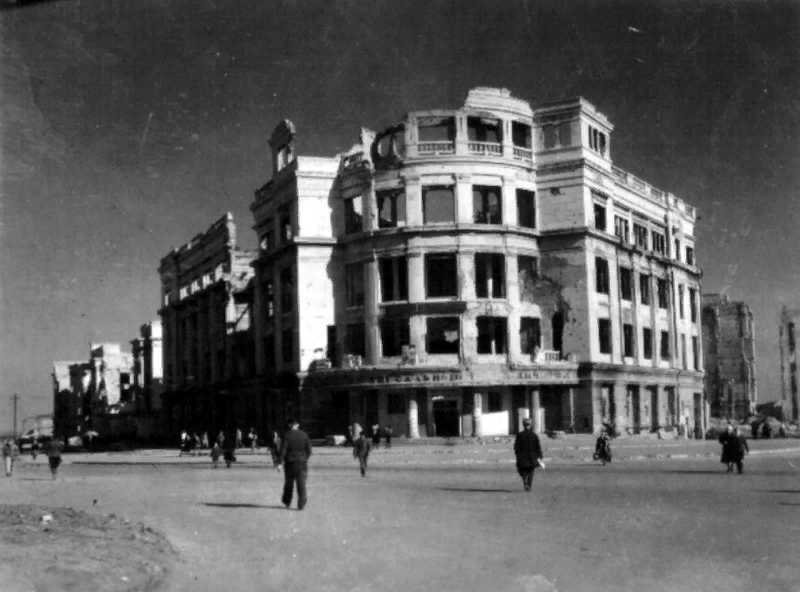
(52, 343, 134, 440)
(130, 320, 165, 441)
(249, 87, 705, 438)
(702, 294, 756, 420)
(158, 213, 257, 439)
(779, 307, 800, 422)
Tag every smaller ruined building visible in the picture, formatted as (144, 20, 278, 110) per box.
(779, 307, 800, 423)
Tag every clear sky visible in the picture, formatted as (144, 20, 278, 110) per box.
(0, 0, 798, 432)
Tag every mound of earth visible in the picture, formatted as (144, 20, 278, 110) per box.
(0, 504, 176, 592)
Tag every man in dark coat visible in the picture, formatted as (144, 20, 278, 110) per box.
(514, 418, 543, 491)
(729, 426, 750, 474)
(719, 424, 734, 472)
(353, 431, 371, 477)
(279, 420, 312, 510)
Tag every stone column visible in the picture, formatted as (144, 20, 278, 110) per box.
(472, 391, 483, 437)
(364, 258, 380, 365)
(408, 397, 420, 439)
(531, 387, 542, 434)
(568, 388, 575, 432)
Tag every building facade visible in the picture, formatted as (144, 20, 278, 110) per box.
(702, 293, 757, 420)
(129, 320, 165, 440)
(158, 213, 258, 439)
(778, 307, 800, 423)
(250, 87, 706, 438)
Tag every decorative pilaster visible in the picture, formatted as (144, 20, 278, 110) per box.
(472, 391, 483, 437)
(408, 398, 420, 439)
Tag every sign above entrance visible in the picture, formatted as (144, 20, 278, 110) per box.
(300, 364, 578, 389)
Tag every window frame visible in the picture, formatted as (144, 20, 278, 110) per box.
(595, 257, 610, 295)
(425, 253, 459, 299)
(426, 316, 461, 355)
(598, 318, 612, 354)
(476, 316, 508, 355)
(422, 185, 456, 224)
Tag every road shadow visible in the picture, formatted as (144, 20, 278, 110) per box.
(17, 477, 51, 481)
(202, 502, 287, 510)
(763, 490, 800, 494)
(439, 487, 519, 493)
(666, 470, 729, 475)
(779, 502, 800, 506)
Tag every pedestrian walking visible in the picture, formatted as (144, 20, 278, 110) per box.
(270, 430, 282, 469)
(2, 439, 20, 477)
(223, 431, 237, 468)
(384, 425, 393, 449)
(201, 431, 209, 449)
(729, 427, 750, 474)
(593, 429, 612, 465)
(179, 430, 189, 457)
(719, 424, 735, 472)
(235, 427, 243, 449)
(513, 418, 543, 491)
(249, 428, 258, 452)
(371, 424, 381, 446)
(750, 420, 760, 440)
(279, 420, 312, 510)
(349, 422, 362, 444)
(353, 431, 371, 477)
(210, 442, 221, 468)
(44, 436, 64, 480)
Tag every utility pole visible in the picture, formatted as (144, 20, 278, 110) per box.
(11, 393, 19, 439)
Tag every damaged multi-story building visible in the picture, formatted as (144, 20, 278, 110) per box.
(702, 294, 757, 420)
(778, 306, 800, 423)
(158, 213, 258, 438)
(52, 343, 134, 440)
(249, 87, 706, 438)
(129, 320, 165, 441)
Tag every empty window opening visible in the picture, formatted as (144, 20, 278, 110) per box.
(422, 186, 455, 224)
(640, 274, 651, 306)
(692, 336, 700, 370)
(620, 267, 632, 301)
(552, 312, 564, 352)
(518, 255, 539, 304)
(657, 278, 668, 309)
(595, 257, 610, 294)
(686, 247, 695, 265)
(520, 317, 541, 355)
(475, 253, 505, 299)
(477, 317, 508, 355)
(279, 205, 293, 242)
(594, 203, 607, 231)
(417, 117, 456, 143)
(623, 324, 634, 358)
(344, 196, 363, 234)
(346, 323, 365, 358)
(689, 288, 697, 323)
(377, 189, 406, 228)
(425, 253, 458, 298)
(512, 122, 532, 148)
(346, 263, 365, 307)
(516, 189, 536, 228)
(660, 331, 670, 360)
(643, 328, 653, 360)
(426, 317, 460, 354)
(473, 186, 502, 224)
(598, 318, 612, 354)
(634, 223, 648, 249)
(467, 117, 502, 143)
(614, 215, 630, 242)
(380, 318, 410, 357)
(651, 230, 666, 255)
(379, 256, 408, 302)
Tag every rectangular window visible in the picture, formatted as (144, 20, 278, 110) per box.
(623, 324, 634, 358)
(660, 331, 670, 360)
(346, 323, 366, 358)
(614, 215, 630, 242)
(379, 256, 408, 302)
(380, 318, 410, 357)
(425, 253, 458, 298)
(263, 335, 275, 371)
(418, 117, 456, 143)
(467, 116, 502, 143)
(643, 328, 653, 360)
(640, 274, 651, 306)
(346, 263, 365, 307)
(326, 326, 336, 365)
(620, 267, 632, 301)
(512, 122, 532, 148)
(377, 189, 406, 229)
(280, 268, 293, 313)
(657, 278, 668, 309)
(678, 285, 685, 319)
(595, 257, 609, 294)
(477, 317, 508, 355)
(264, 280, 274, 319)
(344, 196, 363, 234)
(475, 254, 506, 299)
(472, 186, 502, 224)
(594, 203, 607, 231)
(689, 288, 697, 323)
(520, 317, 541, 355)
(279, 205, 293, 242)
(426, 317, 460, 354)
(652, 231, 666, 255)
(282, 328, 294, 364)
(387, 392, 405, 415)
(422, 186, 455, 224)
(488, 392, 503, 413)
(634, 223, 648, 249)
(681, 334, 687, 370)
(598, 318, 612, 354)
(692, 336, 699, 370)
(516, 189, 536, 228)
(518, 255, 538, 303)
(686, 246, 695, 265)
(674, 239, 681, 261)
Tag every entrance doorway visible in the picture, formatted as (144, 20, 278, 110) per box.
(432, 399, 460, 437)
(628, 386, 641, 432)
(648, 386, 658, 429)
(331, 391, 350, 437)
(540, 386, 563, 431)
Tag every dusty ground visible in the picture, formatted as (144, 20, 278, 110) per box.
(1, 443, 799, 592)
(0, 503, 175, 592)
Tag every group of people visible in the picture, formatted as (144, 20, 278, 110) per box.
(718, 424, 749, 474)
(179, 427, 269, 459)
(2, 436, 64, 480)
(349, 423, 393, 448)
